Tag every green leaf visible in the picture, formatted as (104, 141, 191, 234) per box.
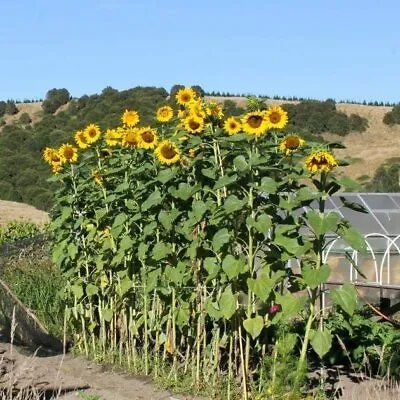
(339, 196, 368, 214)
(247, 273, 278, 301)
(337, 176, 362, 191)
(204, 257, 220, 280)
(102, 308, 114, 322)
(219, 287, 237, 319)
(223, 195, 244, 214)
(254, 214, 272, 233)
(201, 167, 216, 179)
(212, 228, 230, 252)
(213, 174, 238, 190)
(243, 316, 264, 339)
(112, 213, 127, 228)
(152, 241, 173, 261)
(176, 305, 190, 330)
(70, 284, 83, 299)
(302, 264, 331, 289)
(157, 167, 178, 184)
(222, 255, 247, 280)
(118, 275, 132, 296)
(192, 200, 207, 222)
(165, 262, 186, 284)
(67, 243, 77, 259)
(310, 328, 332, 358)
(233, 155, 249, 172)
(86, 283, 99, 297)
(307, 210, 341, 236)
(170, 183, 199, 201)
(275, 292, 304, 318)
(204, 298, 222, 320)
(138, 242, 148, 260)
(158, 209, 180, 230)
(119, 235, 134, 251)
(339, 226, 367, 253)
(259, 177, 278, 194)
(142, 190, 162, 211)
(330, 282, 357, 315)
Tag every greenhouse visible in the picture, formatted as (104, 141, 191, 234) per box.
(316, 193, 400, 303)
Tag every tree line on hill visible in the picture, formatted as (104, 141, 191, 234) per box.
(0, 85, 398, 211)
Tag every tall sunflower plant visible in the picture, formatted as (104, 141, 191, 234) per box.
(44, 87, 366, 398)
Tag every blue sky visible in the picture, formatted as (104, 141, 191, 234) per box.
(1, 0, 399, 102)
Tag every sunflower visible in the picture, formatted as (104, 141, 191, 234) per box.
(223, 117, 242, 136)
(178, 108, 191, 120)
(279, 134, 305, 155)
(121, 109, 140, 127)
(175, 87, 197, 106)
(265, 106, 288, 129)
(187, 99, 206, 119)
(305, 150, 337, 173)
(206, 102, 224, 119)
(155, 140, 181, 165)
(156, 106, 174, 122)
(74, 130, 90, 149)
(59, 143, 78, 163)
(241, 111, 269, 136)
(105, 128, 122, 147)
(184, 114, 205, 134)
(92, 170, 104, 185)
(43, 147, 64, 173)
(43, 147, 58, 164)
(189, 148, 199, 158)
(100, 148, 113, 157)
(121, 128, 139, 147)
(137, 127, 158, 149)
(84, 124, 101, 144)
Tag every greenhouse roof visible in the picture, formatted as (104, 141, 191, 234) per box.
(320, 193, 400, 236)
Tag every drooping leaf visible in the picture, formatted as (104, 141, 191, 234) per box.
(219, 287, 236, 319)
(330, 282, 357, 315)
(302, 264, 331, 289)
(310, 328, 332, 358)
(212, 228, 231, 252)
(243, 316, 264, 339)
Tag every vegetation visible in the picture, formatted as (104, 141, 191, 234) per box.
(367, 157, 400, 192)
(282, 99, 369, 136)
(42, 90, 368, 399)
(383, 105, 400, 125)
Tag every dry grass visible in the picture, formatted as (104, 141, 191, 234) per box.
(1, 103, 43, 126)
(0, 200, 49, 226)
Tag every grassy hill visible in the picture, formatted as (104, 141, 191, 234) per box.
(0, 88, 399, 212)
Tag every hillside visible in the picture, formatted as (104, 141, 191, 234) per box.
(0, 200, 49, 225)
(0, 88, 399, 212)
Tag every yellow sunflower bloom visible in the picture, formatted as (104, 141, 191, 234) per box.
(241, 111, 269, 136)
(121, 109, 140, 127)
(105, 128, 122, 147)
(187, 99, 206, 119)
(137, 127, 158, 149)
(279, 134, 305, 155)
(178, 109, 191, 121)
(305, 150, 337, 174)
(155, 140, 181, 165)
(265, 106, 288, 129)
(51, 162, 63, 174)
(223, 117, 242, 136)
(175, 87, 197, 106)
(43, 147, 58, 164)
(156, 106, 174, 122)
(189, 148, 199, 158)
(206, 102, 224, 119)
(122, 128, 139, 147)
(84, 124, 101, 144)
(74, 130, 90, 149)
(184, 114, 205, 134)
(59, 143, 79, 163)
(92, 170, 104, 185)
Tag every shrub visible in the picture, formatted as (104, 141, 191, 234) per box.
(383, 105, 400, 125)
(5, 100, 18, 115)
(42, 88, 71, 114)
(19, 112, 32, 125)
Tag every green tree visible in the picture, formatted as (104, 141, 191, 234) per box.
(42, 88, 71, 114)
(19, 112, 32, 125)
(5, 100, 18, 115)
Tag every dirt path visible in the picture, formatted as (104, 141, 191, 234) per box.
(0, 343, 205, 400)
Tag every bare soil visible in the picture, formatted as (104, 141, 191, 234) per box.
(0, 342, 204, 400)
